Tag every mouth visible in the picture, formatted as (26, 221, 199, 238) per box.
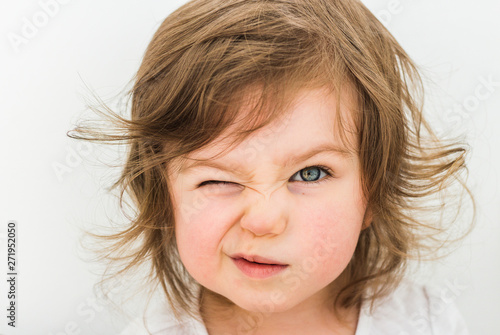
(230, 253, 289, 279)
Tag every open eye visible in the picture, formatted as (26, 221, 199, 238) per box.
(289, 166, 333, 184)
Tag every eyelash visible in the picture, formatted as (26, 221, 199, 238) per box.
(197, 165, 334, 187)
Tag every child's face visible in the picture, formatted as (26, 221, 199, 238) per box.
(168, 87, 368, 314)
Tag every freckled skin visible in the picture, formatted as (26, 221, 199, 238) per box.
(169, 87, 368, 333)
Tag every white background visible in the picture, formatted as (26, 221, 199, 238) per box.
(1, 0, 499, 334)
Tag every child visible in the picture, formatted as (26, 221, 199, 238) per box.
(70, 0, 472, 333)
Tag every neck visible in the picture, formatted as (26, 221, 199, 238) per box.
(199, 288, 359, 335)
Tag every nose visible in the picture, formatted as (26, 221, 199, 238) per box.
(239, 186, 288, 237)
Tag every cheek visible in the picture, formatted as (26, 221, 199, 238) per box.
(294, 196, 364, 280)
(174, 196, 235, 271)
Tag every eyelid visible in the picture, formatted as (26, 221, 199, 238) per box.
(198, 180, 235, 187)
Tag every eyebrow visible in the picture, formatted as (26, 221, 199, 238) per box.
(179, 143, 353, 174)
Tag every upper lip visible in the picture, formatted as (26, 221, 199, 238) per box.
(230, 253, 288, 265)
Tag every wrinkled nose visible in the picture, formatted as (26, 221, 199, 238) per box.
(239, 186, 289, 236)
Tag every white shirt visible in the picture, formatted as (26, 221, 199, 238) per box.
(120, 282, 469, 334)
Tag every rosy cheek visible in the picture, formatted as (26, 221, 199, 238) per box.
(177, 198, 232, 250)
(295, 200, 362, 269)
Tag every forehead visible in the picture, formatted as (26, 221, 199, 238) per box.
(170, 86, 360, 174)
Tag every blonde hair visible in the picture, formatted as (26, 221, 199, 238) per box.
(69, 0, 473, 323)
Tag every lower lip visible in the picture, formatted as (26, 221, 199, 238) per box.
(231, 258, 288, 279)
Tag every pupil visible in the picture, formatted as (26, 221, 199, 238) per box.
(301, 167, 320, 181)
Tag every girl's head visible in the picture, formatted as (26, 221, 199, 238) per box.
(72, 0, 468, 323)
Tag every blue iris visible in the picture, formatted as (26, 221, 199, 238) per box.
(300, 167, 321, 181)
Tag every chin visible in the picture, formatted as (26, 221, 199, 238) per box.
(231, 294, 300, 315)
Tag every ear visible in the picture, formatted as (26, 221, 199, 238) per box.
(361, 206, 373, 230)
